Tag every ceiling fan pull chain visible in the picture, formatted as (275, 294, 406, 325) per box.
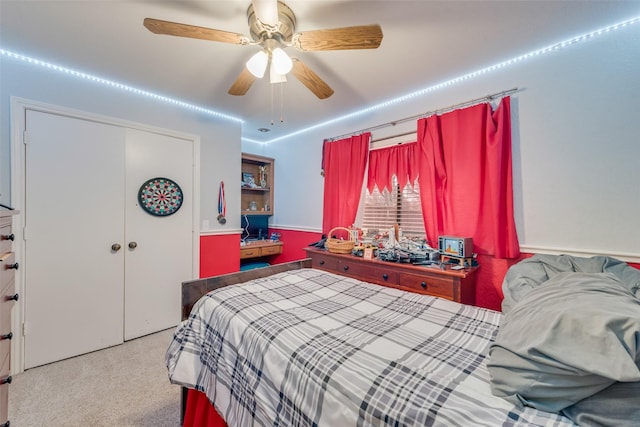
(270, 82, 275, 126)
(280, 82, 285, 123)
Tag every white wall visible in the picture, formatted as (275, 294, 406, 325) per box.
(265, 23, 640, 259)
(0, 57, 242, 232)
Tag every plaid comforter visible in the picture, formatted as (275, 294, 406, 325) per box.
(166, 268, 575, 426)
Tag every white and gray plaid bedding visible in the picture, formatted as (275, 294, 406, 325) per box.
(166, 268, 575, 426)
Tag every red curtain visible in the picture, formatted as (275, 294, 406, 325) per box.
(367, 142, 418, 193)
(416, 97, 520, 258)
(322, 133, 370, 235)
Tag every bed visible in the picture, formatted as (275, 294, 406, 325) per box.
(166, 255, 640, 426)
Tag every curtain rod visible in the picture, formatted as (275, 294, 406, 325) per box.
(371, 130, 416, 144)
(326, 87, 519, 142)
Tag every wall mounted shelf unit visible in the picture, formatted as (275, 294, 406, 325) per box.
(241, 153, 274, 216)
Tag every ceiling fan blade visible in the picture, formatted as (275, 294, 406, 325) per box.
(228, 67, 257, 96)
(251, 0, 279, 27)
(292, 24, 383, 51)
(290, 58, 334, 99)
(144, 18, 249, 45)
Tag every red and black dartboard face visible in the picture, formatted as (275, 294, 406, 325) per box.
(138, 177, 183, 217)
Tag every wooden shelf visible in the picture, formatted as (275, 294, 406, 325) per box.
(241, 153, 274, 215)
(241, 187, 271, 192)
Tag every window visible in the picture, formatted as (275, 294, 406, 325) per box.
(361, 176, 426, 239)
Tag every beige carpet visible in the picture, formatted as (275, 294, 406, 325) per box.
(8, 328, 181, 426)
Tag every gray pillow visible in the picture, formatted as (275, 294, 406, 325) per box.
(501, 254, 640, 313)
(488, 272, 640, 413)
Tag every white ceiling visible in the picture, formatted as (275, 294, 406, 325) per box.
(2, 1, 639, 142)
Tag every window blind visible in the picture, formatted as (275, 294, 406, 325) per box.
(362, 176, 425, 238)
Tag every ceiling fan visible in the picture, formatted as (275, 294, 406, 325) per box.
(143, 0, 383, 99)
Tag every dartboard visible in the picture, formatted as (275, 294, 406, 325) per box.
(138, 177, 183, 217)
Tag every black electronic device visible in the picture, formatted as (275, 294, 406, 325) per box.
(438, 236, 473, 258)
(242, 214, 269, 241)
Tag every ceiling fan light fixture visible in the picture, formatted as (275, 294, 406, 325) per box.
(246, 50, 268, 78)
(271, 47, 293, 75)
(269, 62, 287, 83)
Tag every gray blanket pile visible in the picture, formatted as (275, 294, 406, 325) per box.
(488, 254, 640, 426)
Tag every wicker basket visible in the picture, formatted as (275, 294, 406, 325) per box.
(325, 227, 356, 254)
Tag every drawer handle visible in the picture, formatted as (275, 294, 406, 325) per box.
(7, 262, 19, 270)
(1, 233, 14, 241)
(0, 332, 12, 340)
(0, 375, 11, 385)
(382, 274, 388, 281)
(7, 294, 19, 302)
(343, 265, 349, 271)
(319, 260, 325, 265)
(421, 282, 428, 289)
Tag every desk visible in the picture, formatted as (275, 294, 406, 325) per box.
(240, 240, 283, 260)
(304, 247, 477, 305)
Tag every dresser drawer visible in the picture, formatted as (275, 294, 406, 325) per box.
(0, 224, 12, 256)
(261, 245, 282, 256)
(240, 247, 261, 259)
(0, 254, 16, 290)
(338, 260, 398, 286)
(0, 384, 7, 426)
(0, 387, 6, 426)
(0, 350, 8, 426)
(0, 278, 14, 366)
(399, 272, 454, 299)
(310, 254, 339, 271)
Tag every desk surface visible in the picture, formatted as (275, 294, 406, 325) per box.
(241, 240, 283, 248)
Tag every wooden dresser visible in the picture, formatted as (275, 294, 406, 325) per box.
(304, 247, 477, 305)
(0, 209, 19, 427)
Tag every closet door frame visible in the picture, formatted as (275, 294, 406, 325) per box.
(10, 97, 200, 374)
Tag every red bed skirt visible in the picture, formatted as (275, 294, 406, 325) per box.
(184, 388, 228, 427)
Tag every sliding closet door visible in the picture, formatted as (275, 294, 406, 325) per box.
(24, 110, 125, 369)
(123, 129, 193, 340)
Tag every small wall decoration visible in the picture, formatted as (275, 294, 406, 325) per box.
(258, 165, 268, 188)
(217, 181, 226, 224)
(242, 172, 257, 188)
(138, 177, 183, 217)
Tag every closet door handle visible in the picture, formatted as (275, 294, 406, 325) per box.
(111, 243, 121, 252)
(7, 262, 18, 270)
(7, 294, 18, 302)
(128, 241, 138, 249)
(0, 375, 12, 385)
(0, 332, 13, 340)
(1, 233, 14, 241)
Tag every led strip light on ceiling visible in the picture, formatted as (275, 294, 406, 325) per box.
(0, 49, 244, 125)
(251, 15, 640, 145)
(2, 15, 638, 143)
